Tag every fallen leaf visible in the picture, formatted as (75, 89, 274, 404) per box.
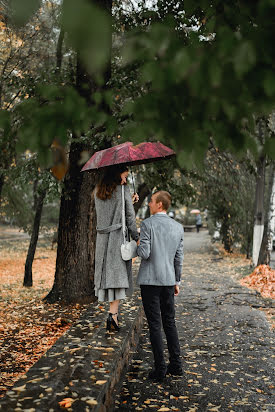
(58, 398, 74, 408)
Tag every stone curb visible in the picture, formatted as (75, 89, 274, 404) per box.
(0, 277, 144, 411)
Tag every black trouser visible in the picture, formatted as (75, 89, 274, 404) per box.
(140, 285, 182, 373)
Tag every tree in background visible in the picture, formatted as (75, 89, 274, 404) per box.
(198, 147, 256, 256)
(131, 158, 198, 215)
(120, 0, 275, 164)
(0, 0, 68, 201)
(45, 0, 113, 303)
(8, 0, 275, 161)
(1, 0, 275, 303)
(251, 114, 275, 266)
(1, 152, 60, 286)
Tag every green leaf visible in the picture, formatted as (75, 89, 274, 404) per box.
(209, 62, 222, 87)
(233, 41, 256, 77)
(263, 71, 275, 96)
(62, 0, 111, 75)
(173, 49, 191, 80)
(183, 0, 198, 15)
(93, 92, 102, 105)
(264, 137, 275, 159)
(105, 117, 118, 135)
(10, 0, 40, 26)
(205, 16, 216, 33)
(0, 110, 11, 132)
(222, 101, 236, 121)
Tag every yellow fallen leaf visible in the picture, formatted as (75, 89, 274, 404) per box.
(70, 347, 82, 354)
(95, 380, 107, 385)
(14, 385, 26, 392)
(86, 399, 98, 406)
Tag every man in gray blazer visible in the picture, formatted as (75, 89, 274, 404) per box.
(137, 191, 184, 382)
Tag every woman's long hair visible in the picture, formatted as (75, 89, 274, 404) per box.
(96, 165, 128, 200)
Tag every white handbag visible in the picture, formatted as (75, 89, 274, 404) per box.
(121, 185, 137, 261)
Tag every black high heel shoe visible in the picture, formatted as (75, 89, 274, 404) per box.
(106, 312, 120, 332)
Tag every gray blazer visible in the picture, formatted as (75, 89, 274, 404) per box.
(94, 184, 139, 291)
(137, 213, 184, 286)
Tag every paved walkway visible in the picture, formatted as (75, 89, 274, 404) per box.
(114, 232, 274, 411)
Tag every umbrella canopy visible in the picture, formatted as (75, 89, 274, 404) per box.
(81, 141, 175, 172)
(190, 209, 200, 214)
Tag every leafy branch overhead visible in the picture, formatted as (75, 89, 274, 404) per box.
(2, 0, 275, 168)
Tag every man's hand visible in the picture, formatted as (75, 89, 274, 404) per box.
(174, 285, 180, 296)
(137, 239, 140, 246)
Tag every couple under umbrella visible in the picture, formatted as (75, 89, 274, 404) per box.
(82, 141, 184, 381)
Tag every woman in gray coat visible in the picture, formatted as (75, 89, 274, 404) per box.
(94, 165, 139, 331)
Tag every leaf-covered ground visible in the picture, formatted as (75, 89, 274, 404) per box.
(0, 227, 89, 398)
(0, 226, 274, 407)
(115, 236, 275, 411)
(240, 264, 275, 299)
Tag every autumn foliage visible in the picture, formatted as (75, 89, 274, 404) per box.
(240, 264, 275, 299)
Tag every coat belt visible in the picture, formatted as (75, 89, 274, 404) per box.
(96, 223, 122, 234)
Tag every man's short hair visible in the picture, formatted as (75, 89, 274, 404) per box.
(154, 191, 171, 211)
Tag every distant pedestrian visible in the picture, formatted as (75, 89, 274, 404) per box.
(137, 191, 184, 382)
(196, 213, 202, 233)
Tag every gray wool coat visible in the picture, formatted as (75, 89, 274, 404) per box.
(94, 184, 139, 291)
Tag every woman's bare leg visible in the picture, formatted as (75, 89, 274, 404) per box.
(109, 299, 119, 325)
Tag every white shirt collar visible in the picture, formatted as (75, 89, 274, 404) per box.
(155, 212, 167, 215)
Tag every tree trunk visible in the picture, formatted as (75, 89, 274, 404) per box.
(44, 0, 112, 304)
(257, 163, 275, 265)
(221, 217, 233, 253)
(0, 172, 4, 205)
(56, 27, 64, 75)
(134, 182, 151, 214)
(45, 153, 98, 302)
(252, 154, 266, 265)
(23, 187, 47, 287)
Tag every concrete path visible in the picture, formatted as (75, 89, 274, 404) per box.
(114, 231, 274, 411)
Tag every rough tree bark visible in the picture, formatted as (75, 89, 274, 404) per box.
(44, 0, 112, 304)
(0, 173, 4, 204)
(220, 216, 233, 253)
(134, 182, 151, 214)
(257, 163, 275, 265)
(24, 186, 47, 287)
(55, 27, 64, 76)
(23, 16, 66, 287)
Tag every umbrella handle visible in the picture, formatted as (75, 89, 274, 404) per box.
(130, 169, 136, 193)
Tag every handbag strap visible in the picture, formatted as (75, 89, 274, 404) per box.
(121, 185, 126, 244)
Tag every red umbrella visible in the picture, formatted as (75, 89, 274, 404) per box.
(81, 141, 175, 171)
